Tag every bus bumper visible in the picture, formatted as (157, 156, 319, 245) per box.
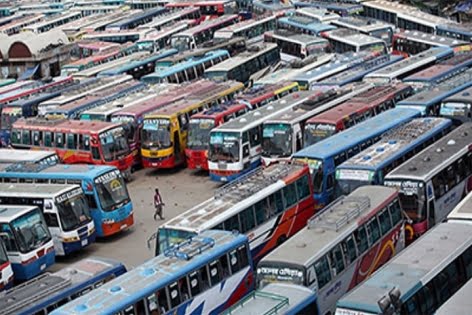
(101, 213, 134, 237)
(185, 149, 209, 170)
(210, 170, 242, 182)
(142, 155, 176, 169)
(11, 248, 55, 281)
(62, 227, 97, 256)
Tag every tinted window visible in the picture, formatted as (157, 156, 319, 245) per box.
(355, 226, 368, 254)
(367, 217, 381, 244)
(283, 183, 298, 208)
(188, 271, 201, 297)
(168, 281, 181, 309)
(389, 200, 402, 224)
(378, 208, 392, 234)
(296, 175, 311, 200)
(314, 256, 331, 289)
(240, 206, 255, 233)
(255, 198, 269, 225)
(209, 259, 222, 285)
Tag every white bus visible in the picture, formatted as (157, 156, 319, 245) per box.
(213, 15, 277, 44)
(0, 149, 59, 165)
(257, 186, 405, 315)
(22, 12, 82, 34)
(264, 30, 330, 61)
(0, 184, 95, 257)
(384, 122, 472, 240)
(208, 91, 314, 182)
(447, 192, 472, 223)
(435, 278, 472, 315)
(0, 205, 55, 281)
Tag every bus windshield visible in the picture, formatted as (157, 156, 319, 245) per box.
(204, 70, 228, 82)
(99, 127, 130, 162)
(440, 102, 471, 117)
(1, 107, 22, 130)
(304, 123, 336, 147)
(157, 227, 196, 255)
(187, 118, 215, 150)
(307, 42, 330, 57)
(141, 119, 172, 149)
(12, 209, 51, 254)
(262, 123, 292, 157)
(94, 170, 130, 212)
(386, 180, 426, 223)
(209, 131, 240, 163)
(170, 35, 191, 51)
(55, 189, 92, 232)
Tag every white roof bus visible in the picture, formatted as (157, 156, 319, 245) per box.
(440, 85, 472, 124)
(435, 278, 472, 315)
(384, 123, 472, 240)
(71, 52, 149, 78)
(257, 185, 405, 315)
(261, 83, 373, 165)
(208, 91, 314, 182)
(447, 192, 472, 223)
(363, 46, 454, 84)
(135, 7, 201, 31)
(213, 15, 277, 44)
(150, 163, 316, 264)
(264, 30, 330, 61)
(0, 183, 95, 257)
(295, 7, 340, 24)
(222, 283, 317, 315)
(330, 15, 395, 45)
(22, 12, 82, 33)
(0, 149, 59, 166)
(335, 221, 472, 315)
(321, 28, 388, 55)
(0, 205, 55, 281)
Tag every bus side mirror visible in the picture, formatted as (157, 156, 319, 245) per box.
(243, 145, 249, 158)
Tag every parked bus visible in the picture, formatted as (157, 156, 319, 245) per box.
(435, 278, 472, 315)
(440, 86, 472, 123)
(303, 83, 413, 147)
(330, 15, 395, 45)
(52, 230, 254, 315)
(22, 12, 82, 33)
(136, 7, 201, 31)
(0, 238, 12, 291)
(213, 15, 277, 43)
(439, 50, 472, 68)
(384, 123, 472, 240)
(292, 108, 420, 209)
(293, 1, 363, 17)
(252, 0, 292, 15)
(152, 163, 315, 262)
(0, 257, 126, 315)
(136, 23, 191, 53)
(170, 14, 239, 51)
(140, 81, 244, 169)
(261, 83, 373, 165)
(277, 16, 336, 36)
(11, 119, 134, 177)
(185, 102, 250, 170)
(321, 28, 388, 54)
(165, 0, 238, 16)
(141, 49, 231, 84)
(335, 221, 472, 315)
(363, 46, 454, 84)
(209, 91, 315, 182)
(204, 43, 280, 85)
(392, 30, 468, 57)
(294, 7, 340, 24)
(105, 7, 167, 30)
(403, 64, 466, 92)
(0, 14, 44, 35)
(0, 205, 54, 281)
(222, 283, 317, 315)
(336, 117, 452, 197)
(237, 81, 300, 109)
(447, 191, 472, 223)
(437, 22, 472, 42)
(0, 184, 95, 256)
(263, 30, 330, 61)
(0, 149, 59, 166)
(71, 52, 149, 78)
(258, 185, 405, 315)
(0, 163, 133, 238)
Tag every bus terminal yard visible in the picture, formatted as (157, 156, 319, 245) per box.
(0, 0, 472, 314)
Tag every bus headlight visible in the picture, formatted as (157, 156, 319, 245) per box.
(62, 236, 80, 242)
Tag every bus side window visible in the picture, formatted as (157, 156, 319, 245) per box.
(156, 289, 168, 314)
(366, 217, 381, 244)
(208, 259, 222, 286)
(219, 254, 231, 278)
(44, 132, 53, 147)
(255, 198, 269, 225)
(249, 126, 261, 147)
(32, 131, 41, 146)
(55, 133, 64, 148)
(146, 293, 160, 315)
(67, 134, 76, 150)
(283, 182, 297, 209)
(188, 270, 201, 297)
(228, 249, 241, 274)
(239, 206, 256, 233)
(314, 256, 331, 289)
(342, 235, 357, 265)
(178, 277, 190, 302)
(354, 226, 368, 254)
(329, 244, 345, 276)
(92, 147, 101, 160)
(22, 130, 31, 145)
(85, 193, 98, 209)
(198, 265, 210, 290)
(389, 200, 402, 225)
(378, 207, 392, 235)
(167, 281, 181, 310)
(43, 213, 59, 227)
(295, 175, 310, 200)
(272, 190, 284, 214)
(223, 214, 240, 232)
(0, 223, 17, 251)
(237, 245, 249, 270)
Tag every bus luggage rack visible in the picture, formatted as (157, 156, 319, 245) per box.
(4, 161, 49, 173)
(308, 196, 370, 232)
(223, 290, 289, 315)
(215, 164, 292, 201)
(163, 236, 215, 261)
(0, 273, 71, 315)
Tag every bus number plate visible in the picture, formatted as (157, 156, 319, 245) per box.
(120, 224, 127, 230)
(40, 264, 46, 271)
(81, 239, 88, 246)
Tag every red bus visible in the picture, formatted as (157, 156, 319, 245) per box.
(10, 119, 134, 178)
(185, 102, 249, 170)
(165, 0, 237, 17)
(237, 81, 299, 109)
(304, 83, 413, 147)
(110, 80, 219, 167)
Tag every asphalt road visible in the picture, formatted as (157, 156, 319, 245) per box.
(50, 167, 221, 271)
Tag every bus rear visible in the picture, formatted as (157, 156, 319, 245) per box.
(440, 86, 472, 123)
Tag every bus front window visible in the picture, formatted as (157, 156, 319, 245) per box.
(209, 131, 240, 163)
(204, 71, 228, 82)
(157, 228, 196, 255)
(262, 123, 292, 157)
(304, 123, 336, 147)
(99, 127, 130, 162)
(11, 209, 51, 253)
(187, 118, 215, 150)
(170, 35, 191, 51)
(141, 119, 172, 149)
(55, 189, 92, 232)
(440, 102, 471, 119)
(0, 107, 22, 131)
(94, 170, 130, 212)
(393, 181, 426, 223)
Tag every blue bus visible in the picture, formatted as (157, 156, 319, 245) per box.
(0, 163, 133, 238)
(437, 22, 472, 42)
(105, 7, 168, 30)
(335, 117, 452, 196)
(277, 16, 336, 36)
(292, 107, 420, 210)
(141, 50, 231, 84)
(313, 54, 403, 88)
(97, 49, 178, 80)
(402, 64, 467, 92)
(293, 1, 363, 16)
(0, 257, 127, 315)
(397, 67, 472, 115)
(51, 230, 255, 315)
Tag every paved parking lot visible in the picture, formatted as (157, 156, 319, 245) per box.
(51, 167, 221, 271)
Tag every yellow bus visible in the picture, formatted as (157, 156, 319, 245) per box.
(141, 80, 244, 168)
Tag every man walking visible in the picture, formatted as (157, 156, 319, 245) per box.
(154, 188, 165, 221)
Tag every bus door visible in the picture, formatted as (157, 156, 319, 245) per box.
(43, 198, 63, 255)
(248, 126, 262, 168)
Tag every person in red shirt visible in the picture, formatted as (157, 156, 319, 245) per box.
(154, 188, 165, 221)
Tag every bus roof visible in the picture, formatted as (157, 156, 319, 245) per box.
(266, 30, 328, 45)
(435, 278, 472, 315)
(176, 14, 238, 37)
(442, 85, 472, 104)
(0, 205, 39, 221)
(338, 117, 452, 170)
(332, 15, 394, 32)
(106, 7, 167, 29)
(403, 64, 461, 83)
(306, 101, 370, 125)
(0, 149, 57, 163)
(260, 185, 397, 267)
(214, 15, 276, 36)
(190, 102, 247, 120)
(293, 107, 420, 161)
(324, 28, 385, 45)
(278, 16, 336, 33)
(13, 118, 122, 134)
(447, 192, 472, 224)
(51, 230, 247, 314)
(0, 162, 115, 178)
(0, 183, 79, 199)
(336, 222, 472, 313)
(163, 163, 308, 233)
(398, 29, 466, 47)
(349, 83, 411, 104)
(384, 122, 472, 181)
